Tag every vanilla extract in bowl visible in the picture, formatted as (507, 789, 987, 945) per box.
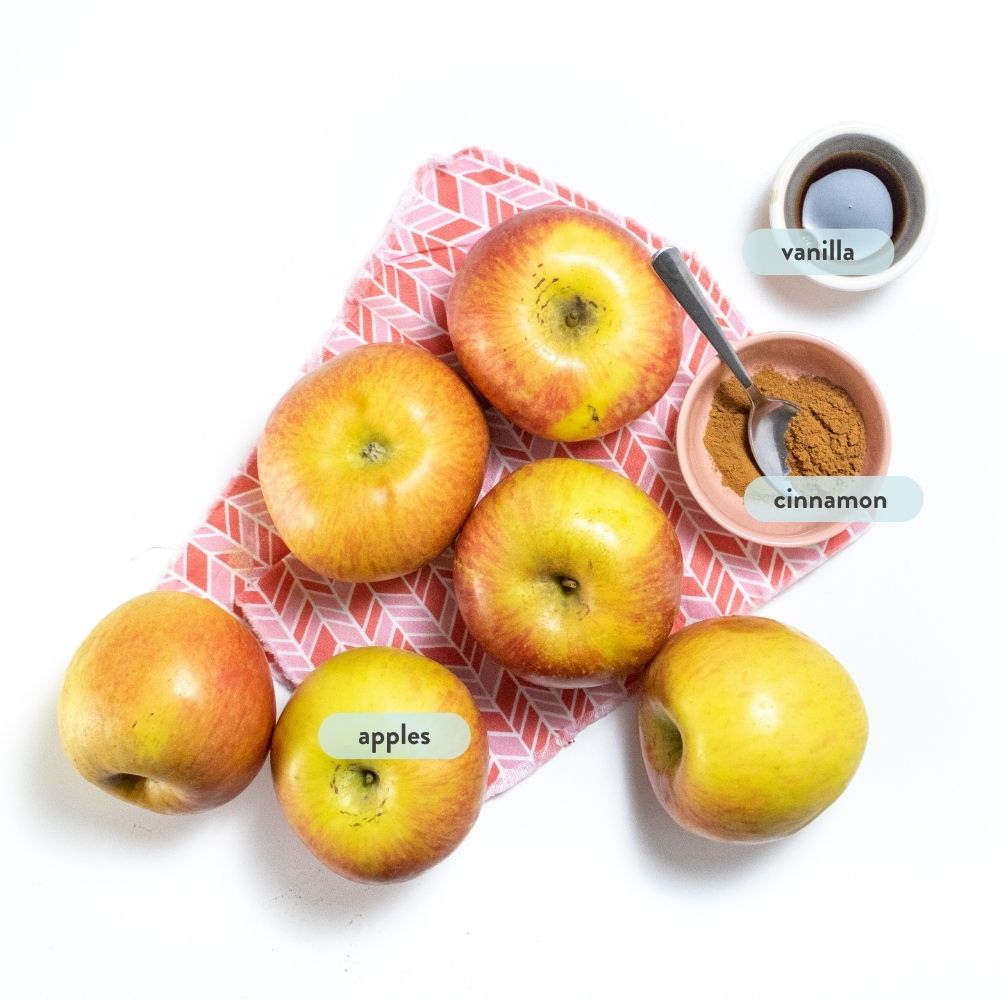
(770, 124, 933, 289)
(802, 165, 894, 238)
(781, 138, 924, 263)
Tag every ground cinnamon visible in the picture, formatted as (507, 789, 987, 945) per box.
(703, 367, 866, 495)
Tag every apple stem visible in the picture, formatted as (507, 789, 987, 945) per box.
(360, 441, 388, 463)
(560, 295, 592, 334)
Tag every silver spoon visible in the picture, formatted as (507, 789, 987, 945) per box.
(651, 246, 799, 478)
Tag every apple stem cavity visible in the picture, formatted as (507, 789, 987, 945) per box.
(561, 295, 593, 334)
(343, 762, 379, 789)
(656, 713, 684, 771)
(360, 441, 389, 464)
(103, 772, 145, 793)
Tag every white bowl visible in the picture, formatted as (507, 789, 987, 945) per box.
(769, 121, 935, 292)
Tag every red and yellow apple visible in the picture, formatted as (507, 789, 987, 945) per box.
(638, 616, 868, 842)
(270, 647, 489, 882)
(258, 342, 489, 582)
(58, 591, 276, 814)
(446, 205, 682, 441)
(453, 457, 683, 687)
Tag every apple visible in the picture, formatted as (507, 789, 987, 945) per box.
(446, 205, 682, 441)
(258, 342, 489, 582)
(270, 646, 489, 882)
(58, 591, 276, 814)
(638, 616, 868, 842)
(453, 457, 682, 687)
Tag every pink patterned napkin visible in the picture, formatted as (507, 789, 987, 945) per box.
(158, 147, 865, 797)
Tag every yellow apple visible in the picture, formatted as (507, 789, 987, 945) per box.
(58, 591, 276, 814)
(258, 343, 489, 582)
(638, 616, 868, 842)
(453, 457, 682, 687)
(270, 647, 489, 882)
(446, 205, 682, 441)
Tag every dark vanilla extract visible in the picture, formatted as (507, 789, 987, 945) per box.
(796, 151, 909, 245)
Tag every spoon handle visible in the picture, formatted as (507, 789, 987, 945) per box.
(651, 246, 755, 393)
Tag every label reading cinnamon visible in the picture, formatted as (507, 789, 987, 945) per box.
(744, 476, 923, 522)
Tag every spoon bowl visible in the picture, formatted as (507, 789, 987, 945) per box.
(746, 389, 799, 478)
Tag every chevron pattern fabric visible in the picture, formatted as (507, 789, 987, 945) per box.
(158, 147, 865, 797)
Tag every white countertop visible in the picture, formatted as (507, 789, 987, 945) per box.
(3, 3, 996, 998)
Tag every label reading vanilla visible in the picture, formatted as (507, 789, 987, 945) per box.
(743, 228, 894, 276)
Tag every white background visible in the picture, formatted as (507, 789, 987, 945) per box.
(3, 2, 997, 997)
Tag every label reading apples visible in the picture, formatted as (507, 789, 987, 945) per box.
(318, 713, 472, 760)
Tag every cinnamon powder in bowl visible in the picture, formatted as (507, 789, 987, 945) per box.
(675, 331, 891, 547)
(704, 367, 867, 496)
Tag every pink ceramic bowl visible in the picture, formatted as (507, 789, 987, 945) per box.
(676, 331, 891, 547)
